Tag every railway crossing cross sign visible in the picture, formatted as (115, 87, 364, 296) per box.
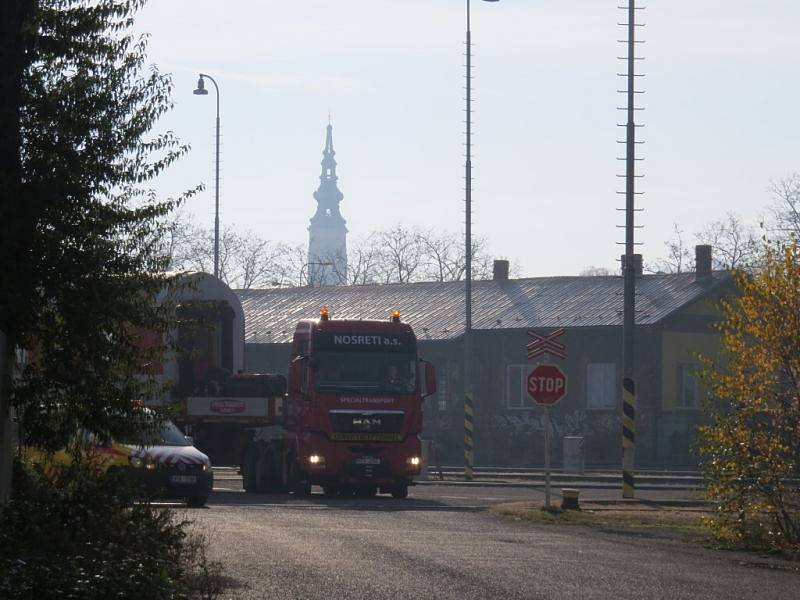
(527, 364, 567, 406)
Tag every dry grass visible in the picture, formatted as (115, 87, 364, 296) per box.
(491, 500, 713, 541)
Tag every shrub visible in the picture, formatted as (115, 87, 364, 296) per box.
(0, 462, 221, 599)
(698, 244, 800, 551)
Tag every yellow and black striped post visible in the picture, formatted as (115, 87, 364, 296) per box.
(464, 393, 474, 480)
(622, 376, 636, 498)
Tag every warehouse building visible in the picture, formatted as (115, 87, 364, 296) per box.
(237, 246, 730, 468)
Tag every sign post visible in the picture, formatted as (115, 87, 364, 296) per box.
(527, 363, 567, 509)
(544, 406, 551, 507)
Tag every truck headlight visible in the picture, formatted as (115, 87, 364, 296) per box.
(129, 456, 144, 468)
(308, 454, 325, 465)
(407, 456, 421, 467)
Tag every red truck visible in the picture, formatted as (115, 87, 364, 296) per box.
(241, 308, 436, 498)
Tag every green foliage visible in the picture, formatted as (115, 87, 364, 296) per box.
(0, 0, 199, 450)
(699, 244, 800, 551)
(0, 462, 220, 600)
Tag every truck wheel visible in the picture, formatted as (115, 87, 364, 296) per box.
(322, 486, 340, 498)
(391, 484, 409, 499)
(288, 460, 312, 497)
(293, 479, 312, 497)
(355, 486, 377, 498)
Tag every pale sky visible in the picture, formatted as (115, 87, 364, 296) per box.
(134, 1, 800, 277)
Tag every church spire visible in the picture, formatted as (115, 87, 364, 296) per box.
(308, 120, 347, 286)
(320, 122, 337, 181)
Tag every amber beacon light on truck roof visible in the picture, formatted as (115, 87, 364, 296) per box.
(319, 307, 401, 323)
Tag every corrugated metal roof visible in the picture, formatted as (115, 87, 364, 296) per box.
(237, 273, 729, 344)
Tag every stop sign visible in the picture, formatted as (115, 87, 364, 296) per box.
(527, 364, 567, 406)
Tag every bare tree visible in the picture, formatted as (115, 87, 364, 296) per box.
(697, 212, 761, 271)
(651, 214, 762, 274)
(374, 225, 423, 284)
(767, 174, 800, 244)
(162, 214, 514, 288)
(417, 229, 494, 282)
(164, 213, 300, 289)
(648, 223, 693, 274)
(579, 266, 616, 276)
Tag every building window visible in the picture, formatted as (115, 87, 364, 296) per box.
(586, 363, 616, 409)
(506, 365, 528, 409)
(678, 364, 699, 409)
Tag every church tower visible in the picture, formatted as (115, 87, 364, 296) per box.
(307, 122, 347, 286)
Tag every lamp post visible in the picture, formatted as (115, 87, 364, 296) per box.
(193, 74, 221, 279)
(463, 0, 499, 482)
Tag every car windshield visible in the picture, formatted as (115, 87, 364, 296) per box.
(315, 352, 417, 394)
(119, 420, 190, 447)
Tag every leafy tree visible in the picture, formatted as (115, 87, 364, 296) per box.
(0, 0, 195, 483)
(698, 243, 800, 549)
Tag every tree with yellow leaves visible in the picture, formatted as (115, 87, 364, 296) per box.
(699, 244, 800, 549)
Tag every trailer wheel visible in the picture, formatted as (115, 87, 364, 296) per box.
(253, 447, 269, 493)
(391, 484, 409, 499)
(242, 448, 257, 493)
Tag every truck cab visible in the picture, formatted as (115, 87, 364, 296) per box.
(284, 309, 436, 498)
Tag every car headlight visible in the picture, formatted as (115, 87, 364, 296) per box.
(129, 456, 144, 468)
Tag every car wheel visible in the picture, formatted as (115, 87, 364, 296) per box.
(186, 494, 208, 508)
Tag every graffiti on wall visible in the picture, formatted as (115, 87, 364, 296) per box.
(492, 410, 619, 440)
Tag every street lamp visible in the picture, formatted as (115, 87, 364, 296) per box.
(193, 73, 221, 279)
(463, 0, 499, 482)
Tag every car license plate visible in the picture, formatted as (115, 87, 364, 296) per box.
(170, 475, 197, 484)
(355, 457, 380, 465)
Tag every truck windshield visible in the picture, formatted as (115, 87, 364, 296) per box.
(315, 352, 417, 394)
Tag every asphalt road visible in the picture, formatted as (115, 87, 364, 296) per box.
(182, 480, 799, 600)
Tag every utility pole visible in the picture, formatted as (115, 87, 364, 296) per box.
(462, 0, 499, 482)
(463, 0, 475, 482)
(619, 0, 643, 499)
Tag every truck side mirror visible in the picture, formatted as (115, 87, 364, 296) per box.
(422, 361, 437, 398)
(288, 358, 303, 396)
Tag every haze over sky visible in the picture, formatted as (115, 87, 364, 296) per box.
(135, 1, 800, 277)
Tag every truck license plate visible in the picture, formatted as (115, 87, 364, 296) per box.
(355, 457, 380, 465)
(170, 475, 197, 484)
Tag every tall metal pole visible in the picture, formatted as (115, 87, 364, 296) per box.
(463, 0, 474, 482)
(195, 73, 220, 279)
(621, 0, 637, 499)
(214, 98, 220, 279)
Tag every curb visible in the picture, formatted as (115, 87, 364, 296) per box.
(414, 479, 703, 492)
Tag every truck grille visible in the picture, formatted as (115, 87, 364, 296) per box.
(329, 410, 405, 434)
